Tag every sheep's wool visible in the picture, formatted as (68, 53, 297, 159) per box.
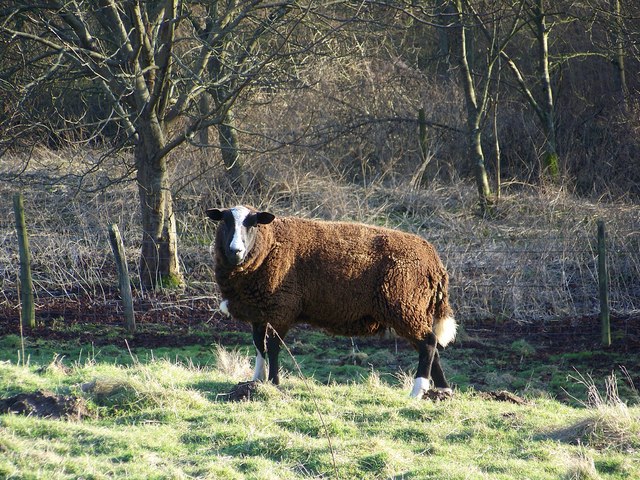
(219, 299, 230, 316)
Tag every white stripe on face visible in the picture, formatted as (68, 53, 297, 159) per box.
(229, 206, 251, 261)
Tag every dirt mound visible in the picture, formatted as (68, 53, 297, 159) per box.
(422, 389, 454, 401)
(420, 389, 528, 404)
(226, 381, 260, 402)
(478, 390, 529, 405)
(0, 390, 89, 419)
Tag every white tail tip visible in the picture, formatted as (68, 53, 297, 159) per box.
(434, 315, 457, 348)
(220, 299, 230, 317)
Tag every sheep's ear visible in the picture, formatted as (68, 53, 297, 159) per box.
(256, 211, 275, 224)
(206, 208, 224, 221)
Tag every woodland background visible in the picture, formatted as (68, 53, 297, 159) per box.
(0, 0, 639, 318)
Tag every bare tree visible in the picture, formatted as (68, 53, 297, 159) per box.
(454, 0, 494, 212)
(1, 0, 307, 289)
(609, 0, 629, 106)
(532, 0, 559, 179)
(505, 0, 559, 179)
(463, 0, 559, 180)
(358, 0, 499, 211)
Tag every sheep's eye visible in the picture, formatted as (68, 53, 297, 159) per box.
(244, 215, 258, 228)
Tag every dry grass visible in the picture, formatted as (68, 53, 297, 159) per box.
(1, 140, 639, 325)
(212, 344, 253, 381)
(548, 372, 640, 453)
(562, 448, 600, 480)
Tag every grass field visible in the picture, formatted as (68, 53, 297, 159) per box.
(1, 323, 639, 480)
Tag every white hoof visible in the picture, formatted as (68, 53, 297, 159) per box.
(436, 387, 453, 395)
(220, 299, 230, 317)
(252, 352, 267, 382)
(410, 377, 432, 398)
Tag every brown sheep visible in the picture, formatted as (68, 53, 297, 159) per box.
(206, 205, 456, 398)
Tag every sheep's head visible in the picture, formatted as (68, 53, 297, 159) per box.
(206, 206, 275, 266)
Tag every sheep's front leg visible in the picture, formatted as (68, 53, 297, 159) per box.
(251, 323, 267, 382)
(251, 323, 285, 385)
(410, 333, 438, 398)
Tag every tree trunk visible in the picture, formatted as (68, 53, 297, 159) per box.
(610, 0, 628, 108)
(218, 108, 248, 190)
(536, 0, 559, 180)
(199, 94, 211, 145)
(435, 0, 455, 75)
(492, 95, 501, 200)
(135, 135, 182, 290)
(456, 0, 492, 212)
(470, 124, 492, 213)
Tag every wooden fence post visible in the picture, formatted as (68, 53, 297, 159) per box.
(418, 107, 428, 164)
(597, 220, 611, 347)
(13, 193, 35, 329)
(108, 224, 136, 333)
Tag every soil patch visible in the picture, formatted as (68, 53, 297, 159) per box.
(464, 313, 640, 355)
(477, 390, 529, 405)
(226, 381, 260, 402)
(0, 293, 250, 350)
(422, 389, 454, 401)
(1, 295, 638, 354)
(0, 390, 89, 419)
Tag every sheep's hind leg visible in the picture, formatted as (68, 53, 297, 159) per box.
(251, 324, 267, 382)
(410, 333, 438, 398)
(431, 349, 452, 394)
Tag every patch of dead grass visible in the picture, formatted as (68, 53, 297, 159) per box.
(546, 372, 640, 453)
(212, 344, 253, 381)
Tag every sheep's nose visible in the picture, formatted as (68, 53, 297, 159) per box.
(229, 247, 245, 263)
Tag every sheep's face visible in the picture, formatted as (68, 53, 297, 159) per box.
(206, 206, 275, 266)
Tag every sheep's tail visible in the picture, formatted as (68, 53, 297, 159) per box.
(433, 277, 457, 348)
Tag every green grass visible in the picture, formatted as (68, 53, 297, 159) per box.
(1, 339, 639, 480)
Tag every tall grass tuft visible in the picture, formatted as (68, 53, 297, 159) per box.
(80, 360, 210, 417)
(563, 448, 600, 480)
(212, 344, 253, 381)
(552, 371, 640, 452)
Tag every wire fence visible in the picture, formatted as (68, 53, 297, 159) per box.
(1, 217, 639, 332)
(441, 229, 640, 324)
